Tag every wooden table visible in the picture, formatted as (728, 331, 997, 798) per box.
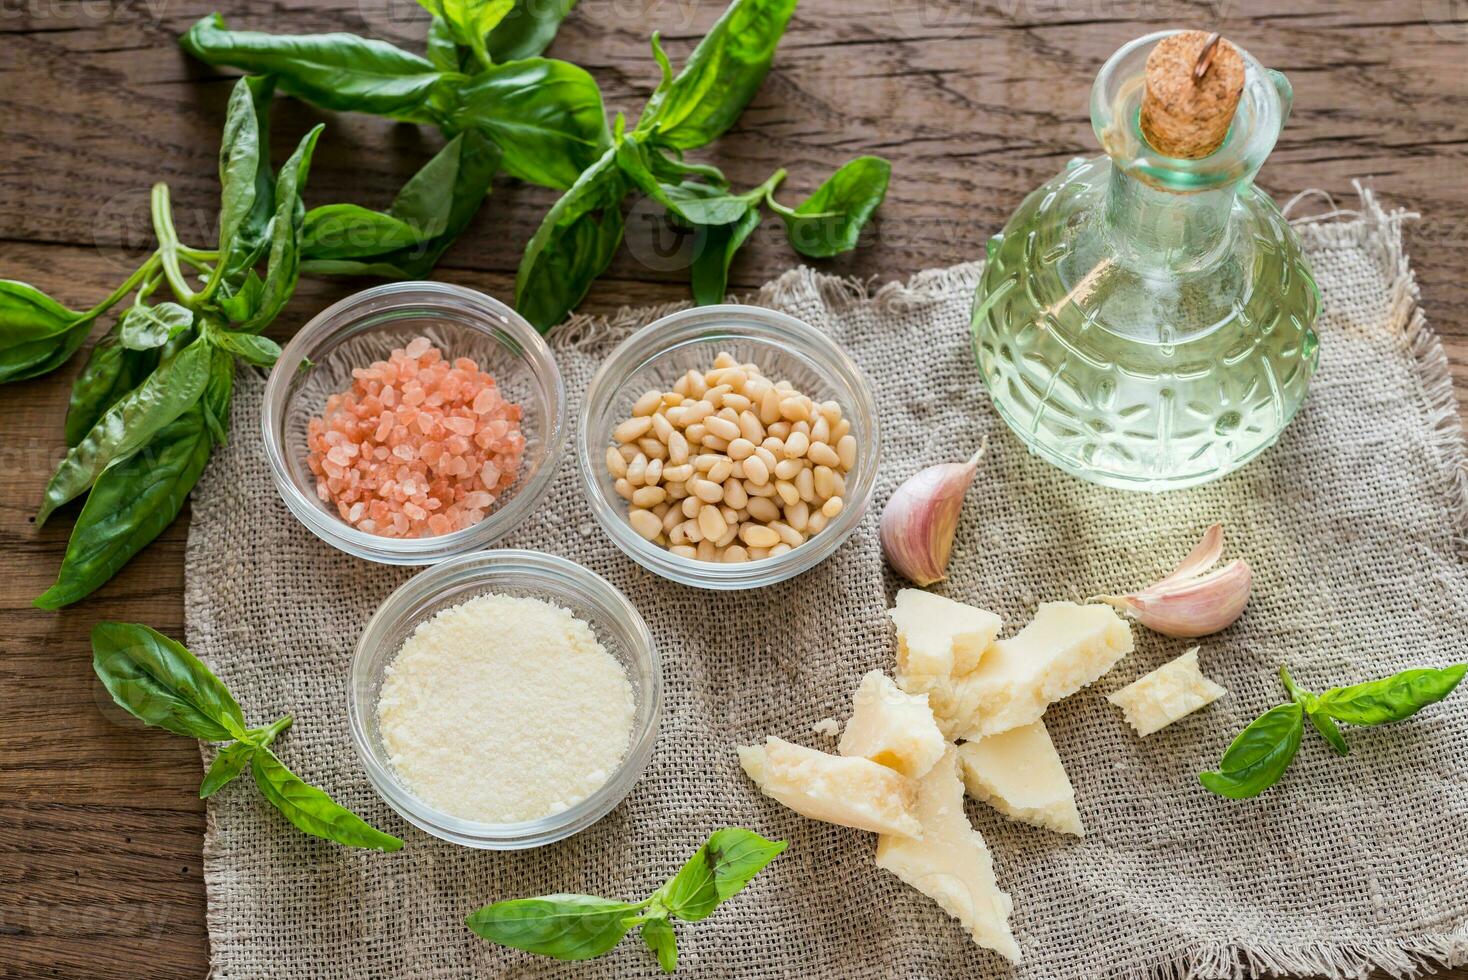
(2, 2, 1464, 976)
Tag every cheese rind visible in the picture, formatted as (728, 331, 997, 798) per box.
(889, 589, 1002, 682)
(958, 720, 1083, 837)
(875, 747, 1021, 963)
(738, 736, 922, 838)
(955, 602, 1134, 739)
(1107, 646, 1226, 736)
(838, 670, 947, 778)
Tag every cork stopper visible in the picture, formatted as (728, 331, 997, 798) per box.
(1139, 31, 1245, 160)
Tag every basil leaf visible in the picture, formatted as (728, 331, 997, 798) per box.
(653, 828, 787, 922)
(35, 406, 214, 609)
(64, 327, 160, 447)
(38, 335, 212, 524)
(250, 747, 403, 852)
(1307, 710, 1350, 756)
(214, 270, 265, 324)
(615, 135, 749, 226)
(302, 131, 498, 278)
(1314, 665, 1468, 726)
(90, 622, 247, 742)
(242, 124, 324, 333)
(690, 208, 761, 306)
(768, 156, 890, 258)
(417, 0, 513, 70)
(180, 14, 454, 124)
(200, 741, 255, 798)
(485, 0, 578, 63)
(515, 146, 626, 331)
(450, 57, 609, 190)
(211, 329, 282, 368)
(426, 16, 474, 73)
(201, 345, 237, 448)
(0, 280, 94, 384)
(634, 0, 797, 150)
(1199, 701, 1304, 800)
(466, 894, 642, 960)
(217, 76, 266, 266)
(639, 916, 677, 973)
(119, 301, 193, 351)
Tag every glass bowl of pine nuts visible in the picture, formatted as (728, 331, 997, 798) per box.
(578, 304, 880, 590)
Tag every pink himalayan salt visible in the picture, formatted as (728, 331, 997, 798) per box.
(305, 337, 525, 538)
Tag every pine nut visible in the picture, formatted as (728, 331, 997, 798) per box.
(671, 544, 697, 558)
(696, 539, 717, 561)
(774, 458, 803, 481)
(746, 496, 780, 522)
(785, 500, 810, 531)
(682, 496, 700, 518)
(723, 393, 751, 413)
(632, 486, 666, 508)
(668, 430, 689, 464)
(807, 441, 840, 467)
(723, 479, 748, 510)
(784, 431, 810, 458)
(795, 467, 815, 502)
(722, 544, 749, 563)
(704, 415, 740, 442)
(740, 524, 780, 548)
(605, 446, 627, 478)
(779, 397, 810, 422)
(701, 435, 730, 452)
(633, 390, 662, 416)
(822, 496, 843, 518)
(614, 478, 635, 501)
(707, 458, 734, 483)
(759, 387, 782, 425)
(775, 480, 801, 506)
(742, 454, 770, 485)
(814, 464, 835, 499)
(769, 521, 803, 547)
(644, 458, 662, 485)
(626, 453, 647, 485)
(614, 416, 653, 443)
(807, 510, 827, 533)
(638, 437, 666, 460)
(628, 508, 662, 539)
(811, 417, 830, 444)
(693, 479, 724, 503)
(745, 479, 776, 498)
(661, 463, 693, 483)
(727, 437, 756, 461)
(698, 504, 727, 541)
(836, 434, 857, 470)
(651, 412, 673, 442)
(770, 543, 792, 557)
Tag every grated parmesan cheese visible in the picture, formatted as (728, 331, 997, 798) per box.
(377, 593, 635, 824)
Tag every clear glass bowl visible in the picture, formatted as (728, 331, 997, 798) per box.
(262, 282, 566, 564)
(348, 550, 661, 849)
(579, 304, 880, 589)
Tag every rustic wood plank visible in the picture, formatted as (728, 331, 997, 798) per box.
(1, 1, 1464, 977)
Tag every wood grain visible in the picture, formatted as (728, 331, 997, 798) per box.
(1, 1, 1464, 977)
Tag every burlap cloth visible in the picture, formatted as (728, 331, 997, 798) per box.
(186, 189, 1468, 980)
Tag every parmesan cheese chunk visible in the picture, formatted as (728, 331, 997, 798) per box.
(1108, 646, 1226, 736)
(838, 670, 947, 778)
(889, 590, 1004, 738)
(876, 747, 1021, 963)
(889, 589, 1002, 682)
(956, 602, 1134, 739)
(738, 736, 922, 838)
(958, 720, 1083, 837)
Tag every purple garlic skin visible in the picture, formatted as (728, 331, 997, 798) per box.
(880, 444, 986, 586)
(1099, 524, 1252, 637)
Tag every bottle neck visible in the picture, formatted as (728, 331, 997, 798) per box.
(1103, 165, 1239, 274)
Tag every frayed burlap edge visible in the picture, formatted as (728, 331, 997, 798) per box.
(543, 185, 1468, 980)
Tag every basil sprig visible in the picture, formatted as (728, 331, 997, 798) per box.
(93, 622, 403, 852)
(179, 0, 891, 331)
(467, 828, 785, 971)
(24, 77, 325, 608)
(1201, 663, 1467, 799)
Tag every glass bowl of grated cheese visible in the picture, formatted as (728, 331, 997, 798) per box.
(348, 549, 661, 849)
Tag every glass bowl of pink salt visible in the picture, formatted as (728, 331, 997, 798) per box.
(262, 282, 565, 565)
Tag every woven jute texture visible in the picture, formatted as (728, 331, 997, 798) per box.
(186, 191, 1468, 980)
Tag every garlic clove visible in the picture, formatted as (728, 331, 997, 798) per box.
(1109, 559, 1253, 638)
(880, 440, 986, 586)
(1095, 524, 1251, 637)
(1156, 522, 1224, 587)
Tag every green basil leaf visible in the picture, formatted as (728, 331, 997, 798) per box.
(466, 894, 641, 960)
(302, 131, 498, 277)
(119, 301, 193, 351)
(690, 206, 761, 305)
(614, 135, 749, 226)
(639, 916, 677, 973)
(634, 0, 797, 150)
(217, 76, 266, 263)
(1199, 701, 1304, 800)
(0, 280, 94, 384)
(1307, 709, 1350, 756)
(35, 406, 214, 609)
(417, 0, 513, 69)
(90, 622, 247, 741)
(211, 329, 281, 368)
(426, 16, 474, 73)
(200, 740, 255, 798)
(769, 156, 890, 258)
(180, 14, 454, 124)
(38, 336, 212, 524)
(514, 146, 626, 331)
(485, 0, 578, 62)
(652, 828, 787, 922)
(451, 57, 609, 190)
(214, 270, 265, 324)
(645, 144, 729, 189)
(201, 345, 236, 447)
(1315, 665, 1468, 726)
(250, 747, 403, 852)
(64, 326, 160, 447)
(242, 124, 324, 333)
